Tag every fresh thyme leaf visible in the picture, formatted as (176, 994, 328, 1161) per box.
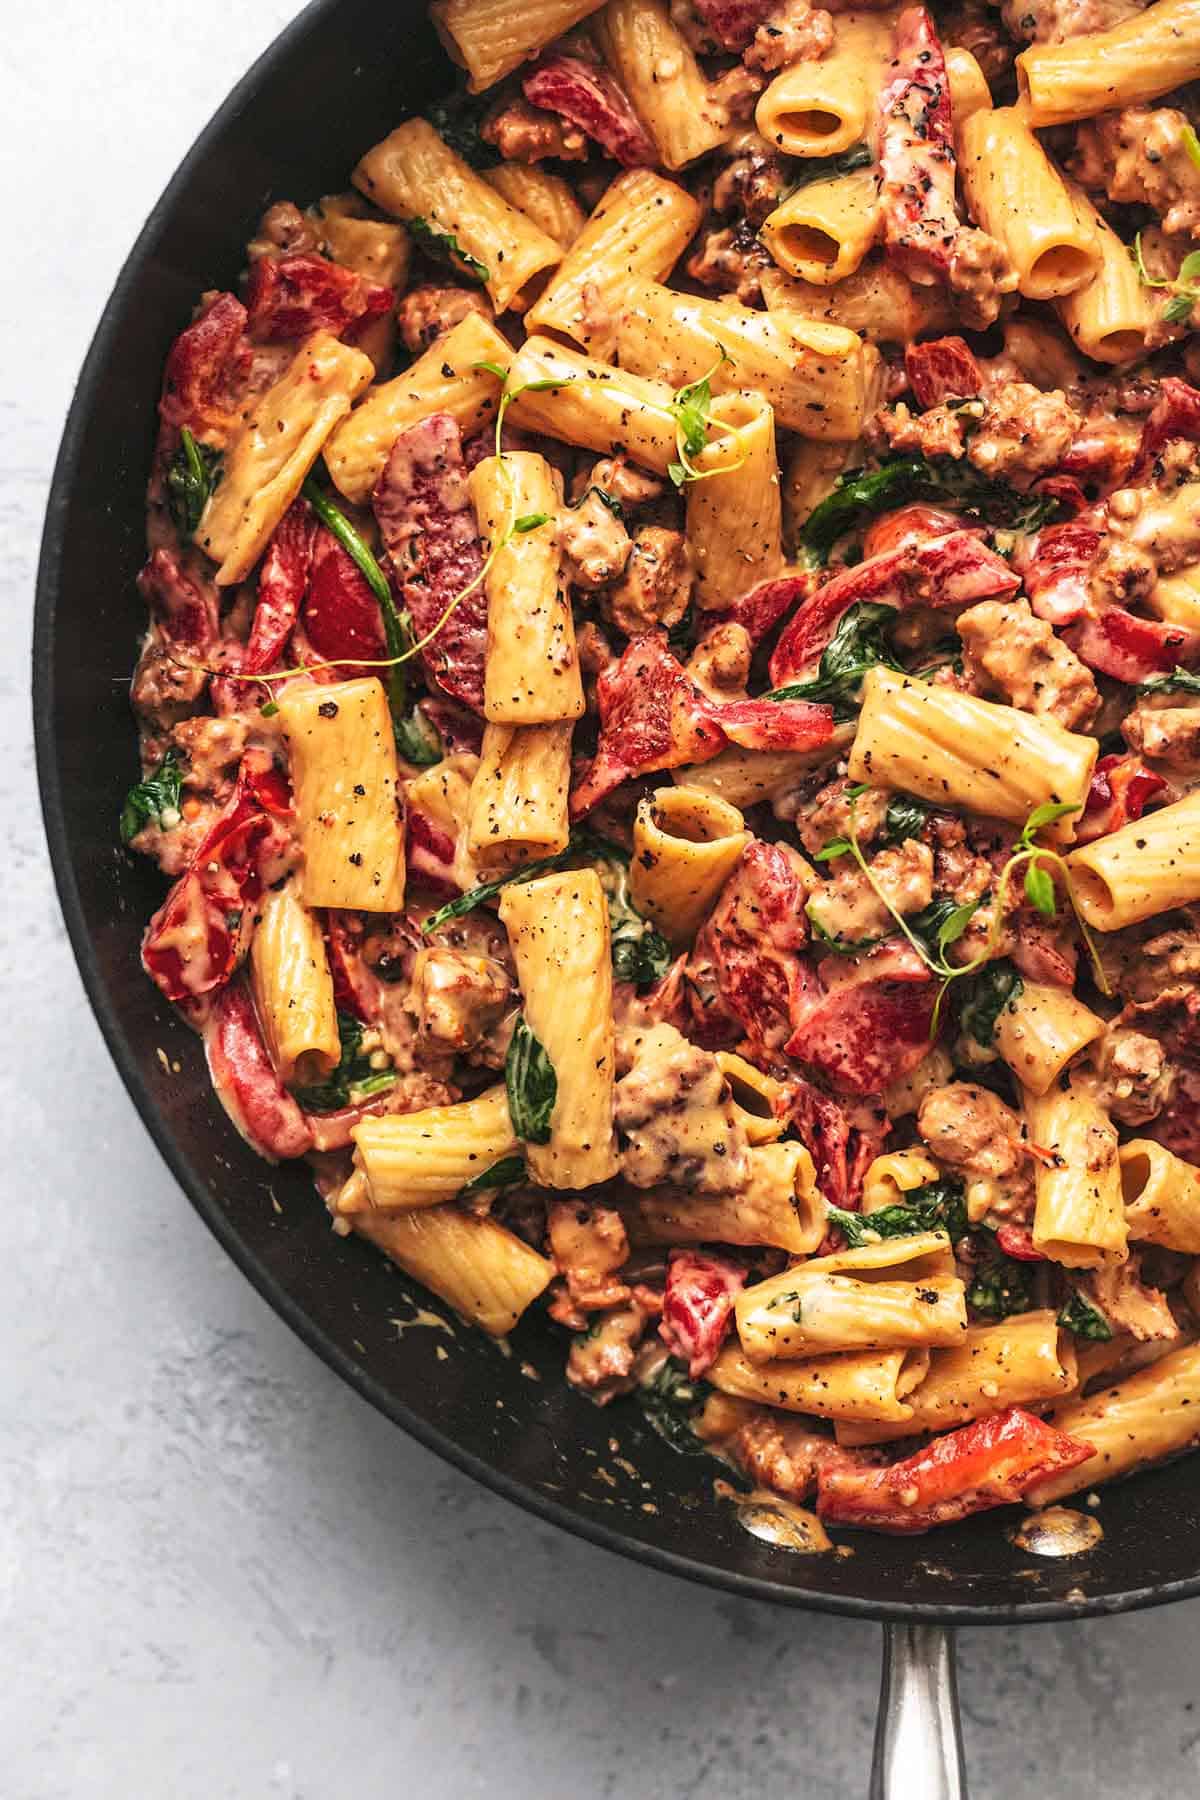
(666, 350, 731, 487)
(461, 1154, 527, 1194)
(1163, 290, 1197, 325)
(120, 748, 184, 844)
(958, 961, 1023, 1047)
(1139, 667, 1200, 696)
(1057, 1290, 1113, 1341)
(1183, 121, 1200, 173)
(813, 835, 853, 863)
(505, 1015, 557, 1143)
(407, 216, 489, 285)
(1024, 859, 1058, 918)
(292, 1013, 396, 1112)
(1019, 800, 1081, 844)
(513, 512, 551, 532)
(166, 428, 222, 538)
(936, 897, 982, 952)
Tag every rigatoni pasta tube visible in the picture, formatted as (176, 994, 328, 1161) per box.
(958, 107, 1100, 301)
(755, 11, 895, 156)
(735, 1231, 967, 1361)
(323, 311, 510, 504)
(761, 259, 955, 344)
(837, 1313, 1079, 1446)
(594, 0, 730, 169)
(249, 884, 340, 1087)
(1026, 1079, 1127, 1268)
(405, 754, 482, 895)
(277, 678, 405, 912)
(686, 392, 783, 608)
(1120, 1139, 1200, 1254)
(526, 169, 702, 353)
(1055, 193, 1162, 365)
(505, 336, 679, 473)
(630, 786, 751, 946)
(354, 1204, 553, 1337)
(619, 1141, 825, 1254)
(1016, 0, 1200, 126)
(197, 332, 373, 584)
(343, 1088, 519, 1211)
(849, 669, 1097, 843)
(353, 119, 561, 312)
(470, 453, 584, 725)
(760, 169, 880, 288)
(992, 980, 1105, 1097)
(1066, 792, 1200, 930)
(714, 1053, 787, 1146)
(945, 45, 991, 126)
(482, 164, 586, 250)
(499, 870, 619, 1188)
(861, 1149, 941, 1215)
(675, 726, 856, 808)
(316, 194, 411, 373)
(431, 0, 607, 90)
(709, 1345, 930, 1424)
(1027, 1342, 1200, 1505)
(467, 723, 573, 867)
(613, 280, 883, 440)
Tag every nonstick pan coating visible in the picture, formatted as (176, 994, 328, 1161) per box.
(34, 0, 1200, 1623)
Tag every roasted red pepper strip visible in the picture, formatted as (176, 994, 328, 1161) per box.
(769, 530, 1018, 685)
(159, 292, 251, 439)
(204, 981, 313, 1161)
(786, 946, 936, 1098)
(994, 1224, 1046, 1262)
(243, 501, 316, 673)
(244, 252, 394, 345)
(659, 1250, 746, 1377)
(1064, 606, 1200, 684)
(571, 635, 834, 817)
(1128, 376, 1200, 484)
(904, 337, 983, 409)
(523, 56, 656, 168)
(1018, 519, 1103, 628)
(816, 1406, 1095, 1532)
(1077, 752, 1167, 844)
(687, 839, 816, 1053)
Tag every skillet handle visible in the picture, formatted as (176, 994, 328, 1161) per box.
(869, 1623, 968, 1800)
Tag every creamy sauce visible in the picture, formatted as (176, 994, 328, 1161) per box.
(727, 1485, 834, 1554)
(390, 1308, 456, 1340)
(1012, 1506, 1104, 1558)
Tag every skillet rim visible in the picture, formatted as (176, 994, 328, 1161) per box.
(32, 0, 1200, 1625)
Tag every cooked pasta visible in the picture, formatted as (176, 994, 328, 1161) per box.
(126, 0, 1200, 1540)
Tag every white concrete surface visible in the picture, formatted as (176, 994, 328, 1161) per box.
(4, 6, 1200, 1795)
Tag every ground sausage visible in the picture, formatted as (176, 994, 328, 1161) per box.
(956, 597, 1101, 730)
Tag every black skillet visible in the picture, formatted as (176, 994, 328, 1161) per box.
(33, 4, 1200, 1789)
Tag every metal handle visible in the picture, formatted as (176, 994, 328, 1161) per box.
(869, 1623, 968, 1800)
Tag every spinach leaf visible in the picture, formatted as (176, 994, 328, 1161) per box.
(637, 1357, 712, 1455)
(461, 1154, 527, 1194)
(505, 1015, 557, 1143)
(780, 141, 872, 201)
(907, 895, 982, 961)
(958, 961, 1023, 1047)
(406, 216, 489, 285)
(966, 1239, 1036, 1320)
(768, 601, 902, 716)
(292, 1013, 396, 1112)
(393, 707, 443, 766)
(166, 428, 222, 538)
(422, 829, 627, 934)
(797, 455, 1062, 567)
(1138, 667, 1200, 697)
(600, 852, 672, 988)
(827, 1178, 967, 1248)
(120, 748, 184, 845)
(1057, 1290, 1113, 1342)
(423, 92, 497, 168)
(882, 794, 930, 845)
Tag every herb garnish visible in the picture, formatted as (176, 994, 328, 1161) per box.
(407, 216, 489, 285)
(768, 602, 902, 717)
(958, 961, 1024, 1048)
(1057, 1290, 1113, 1341)
(461, 1154, 527, 1194)
(637, 1357, 712, 1455)
(827, 1179, 967, 1248)
(797, 455, 1062, 567)
(1131, 228, 1200, 326)
(1138, 667, 1200, 697)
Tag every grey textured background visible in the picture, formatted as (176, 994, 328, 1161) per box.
(6, 5, 1200, 1795)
